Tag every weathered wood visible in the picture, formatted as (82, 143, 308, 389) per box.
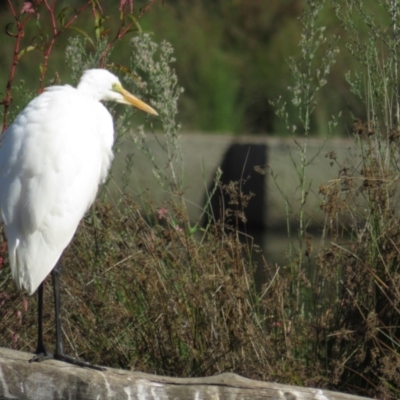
(0, 347, 372, 400)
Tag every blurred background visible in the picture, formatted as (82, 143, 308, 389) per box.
(0, 0, 379, 136)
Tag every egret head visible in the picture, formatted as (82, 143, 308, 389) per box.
(77, 69, 158, 116)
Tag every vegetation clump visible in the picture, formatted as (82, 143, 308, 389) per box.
(1, 1, 400, 399)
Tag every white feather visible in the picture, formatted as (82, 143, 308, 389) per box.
(0, 69, 156, 295)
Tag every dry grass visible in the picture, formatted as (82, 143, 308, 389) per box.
(0, 193, 275, 378)
(1, 143, 400, 398)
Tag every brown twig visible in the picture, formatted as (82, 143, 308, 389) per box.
(1, 1, 33, 132)
(39, 0, 91, 93)
(1, 0, 160, 130)
(99, 0, 161, 67)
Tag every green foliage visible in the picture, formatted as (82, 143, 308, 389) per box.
(270, 0, 340, 312)
(139, 0, 349, 135)
(2, 1, 400, 399)
(1, 0, 395, 135)
(272, 1, 400, 398)
(65, 37, 111, 83)
(114, 33, 185, 193)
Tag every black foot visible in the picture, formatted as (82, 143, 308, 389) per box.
(29, 351, 53, 363)
(54, 352, 106, 371)
(29, 344, 53, 363)
(29, 348, 105, 371)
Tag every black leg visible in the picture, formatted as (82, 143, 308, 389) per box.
(29, 282, 52, 362)
(52, 262, 64, 356)
(30, 262, 105, 371)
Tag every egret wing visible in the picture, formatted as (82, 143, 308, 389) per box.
(0, 85, 114, 294)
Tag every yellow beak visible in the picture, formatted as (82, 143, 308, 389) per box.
(116, 85, 158, 116)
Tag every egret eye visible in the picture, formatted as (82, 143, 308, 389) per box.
(112, 82, 122, 93)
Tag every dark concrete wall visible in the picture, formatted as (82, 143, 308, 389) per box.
(205, 143, 267, 230)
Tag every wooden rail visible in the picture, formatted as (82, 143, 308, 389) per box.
(0, 347, 373, 400)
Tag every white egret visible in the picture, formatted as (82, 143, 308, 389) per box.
(0, 69, 158, 370)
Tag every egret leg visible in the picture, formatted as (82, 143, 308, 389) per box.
(51, 262, 105, 371)
(30, 263, 105, 371)
(29, 282, 53, 362)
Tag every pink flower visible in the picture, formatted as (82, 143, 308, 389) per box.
(21, 2, 35, 14)
(157, 207, 168, 220)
